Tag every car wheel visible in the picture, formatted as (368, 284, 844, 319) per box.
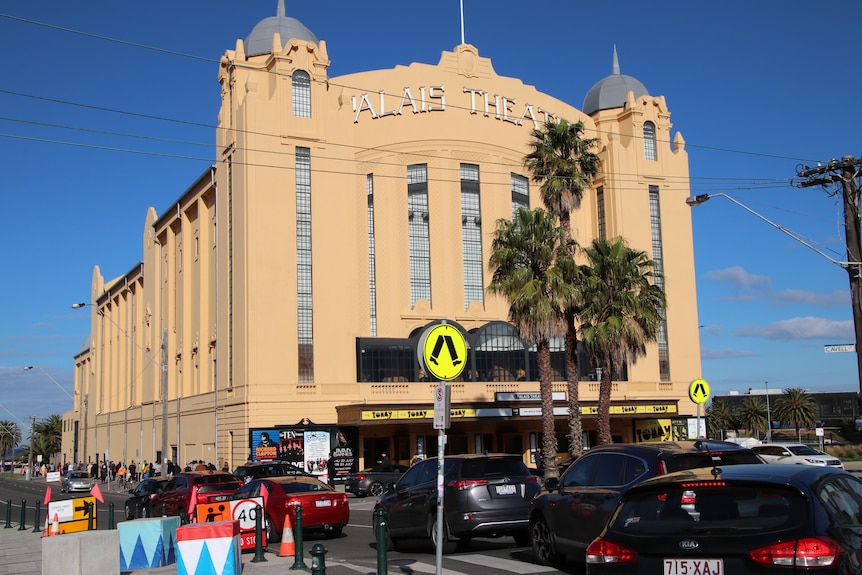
(531, 516, 563, 566)
(125, 504, 134, 521)
(430, 517, 457, 554)
(324, 524, 343, 539)
(265, 514, 281, 543)
(369, 482, 385, 497)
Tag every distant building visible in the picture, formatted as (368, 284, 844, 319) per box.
(712, 390, 860, 429)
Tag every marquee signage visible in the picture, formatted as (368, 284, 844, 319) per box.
(362, 408, 476, 421)
(351, 84, 562, 129)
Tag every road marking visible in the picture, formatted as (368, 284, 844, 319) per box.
(388, 559, 469, 575)
(452, 554, 555, 573)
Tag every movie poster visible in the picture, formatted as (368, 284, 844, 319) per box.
(304, 431, 330, 477)
(252, 429, 279, 460)
(279, 429, 305, 468)
(329, 429, 355, 483)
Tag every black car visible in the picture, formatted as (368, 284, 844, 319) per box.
(586, 464, 862, 574)
(345, 463, 409, 497)
(232, 461, 309, 483)
(124, 477, 170, 519)
(374, 453, 541, 553)
(529, 440, 764, 565)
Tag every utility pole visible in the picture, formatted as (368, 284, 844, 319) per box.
(25, 416, 36, 481)
(796, 156, 862, 396)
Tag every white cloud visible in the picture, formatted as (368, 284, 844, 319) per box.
(701, 348, 756, 359)
(734, 317, 854, 341)
(772, 289, 848, 306)
(705, 266, 771, 291)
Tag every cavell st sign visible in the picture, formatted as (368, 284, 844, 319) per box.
(824, 344, 856, 353)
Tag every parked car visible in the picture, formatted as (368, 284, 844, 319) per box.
(124, 477, 170, 519)
(345, 463, 408, 497)
(529, 440, 765, 565)
(61, 470, 94, 493)
(751, 442, 844, 468)
(585, 464, 862, 574)
(374, 453, 541, 553)
(232, 461, 310, 483)
(148, 472, 241, 523)
(233, 475, 349, 542)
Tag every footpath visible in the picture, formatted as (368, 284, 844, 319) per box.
(0, 520, 371, 575)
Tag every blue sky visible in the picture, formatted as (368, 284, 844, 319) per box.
(1, 1, 861, 425)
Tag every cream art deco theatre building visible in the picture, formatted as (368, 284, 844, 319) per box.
(66, 2, 702, 476)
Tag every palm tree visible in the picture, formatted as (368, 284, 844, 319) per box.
(773, 388, 818, 442)
(706, 399, 736, 439)
(0, 420, 21, 462)
(488, 208, 574, 478)
(578, 237, 666, 445)
(737, 396, 767, 439)
(33, 415, 62, 461)
(525, 118, 599, 457)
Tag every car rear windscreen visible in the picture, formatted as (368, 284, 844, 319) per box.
(610, 484, 805, 535)
(664, 450, 763, 473)
(459, 458, 528, 480)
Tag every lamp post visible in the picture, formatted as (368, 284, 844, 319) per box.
(72, 302, 170, 476)
(23, 366, 74, 400)
(765, 381, 771, 443)
(688, 192, 862, 399)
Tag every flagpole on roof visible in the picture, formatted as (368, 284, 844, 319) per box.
(460, 0, 465, 44)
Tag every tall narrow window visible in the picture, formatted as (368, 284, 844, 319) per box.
(292, 71, 311, 118)
(296, 147, 314, 382)
(644, 121, 657, 162)
(649, 185, 670, 382)
(511, 173, 529, 219)
(461, 164, 483, 309)
(408, 164, 431, 307)
(367, 174, 378, 336)
(596, 186, 606, 241)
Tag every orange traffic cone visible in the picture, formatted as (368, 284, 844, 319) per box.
(42, 512, 49, 537)
(277, 513, 296, 557)
(51, 513, 59, 537)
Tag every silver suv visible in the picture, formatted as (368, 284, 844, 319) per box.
(374, 453, 541, 553)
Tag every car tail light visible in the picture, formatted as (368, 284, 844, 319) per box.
(524, 475, 541, 484)
(586, 538, 637, 564)
(658, 460, 667, 474)
(355, 474, 367, 481)
(449, 479, 488, 490)
(749, 537, 842, 567)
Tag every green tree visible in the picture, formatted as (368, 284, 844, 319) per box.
(737, 396, 767, 438)
(488, 208, 574, 478)
(773, 388, 818, 442)
(706, 399, 736, 439)
(578, 237, 666, 445)
(0, 420, 22, 461)
(525, 118, 600, 458)
(33, 415, 62, 461)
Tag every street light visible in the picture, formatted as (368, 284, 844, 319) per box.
(23, 365, 74, 400)
(72, 302, 170, 476)
(689, 192, 862, 401)
(748, 382, 772, 443)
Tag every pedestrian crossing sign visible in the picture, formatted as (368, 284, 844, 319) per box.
(419, 322, 467, 381)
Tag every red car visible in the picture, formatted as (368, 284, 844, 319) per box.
(149, 472, 241, 523)
(233, 475, 349, 542)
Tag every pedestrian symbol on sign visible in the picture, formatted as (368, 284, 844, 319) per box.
(418, 323, 467, 381)
(688, 378, 710, 404)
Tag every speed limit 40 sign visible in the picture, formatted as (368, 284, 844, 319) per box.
(231, 497, 266, 549)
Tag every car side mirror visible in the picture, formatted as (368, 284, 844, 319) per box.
(544, 476, 560, 491)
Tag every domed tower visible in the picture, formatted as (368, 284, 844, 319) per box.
(582, 46, 694, 391)
(244, 0, 319, 57)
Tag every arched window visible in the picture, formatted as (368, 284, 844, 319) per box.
(643, 121, 657, 161)
(292, 70, 311, 118)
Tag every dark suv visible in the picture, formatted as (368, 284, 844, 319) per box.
(148, 472, 241, 523)
(232, 461, 309, 483)
(529, 440, 764, 566)
(373, 453, 541, 553)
